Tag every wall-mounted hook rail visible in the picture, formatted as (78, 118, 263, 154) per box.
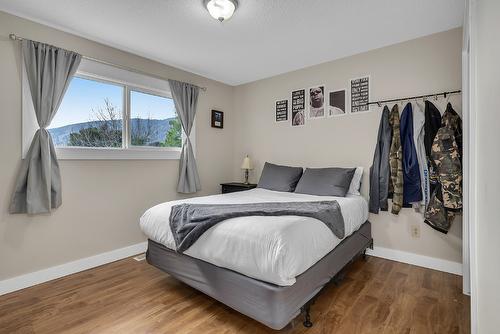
(368, 90, 461, 106)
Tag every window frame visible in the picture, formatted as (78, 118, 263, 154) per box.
(22, 62, 190, 160)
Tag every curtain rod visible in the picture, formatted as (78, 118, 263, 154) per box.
(368, 90, 461, 107)
(8, 33, 207, 92)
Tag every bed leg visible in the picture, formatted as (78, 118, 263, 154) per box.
(302, 305, 313, 328)
(333, 270, 346, 286)
(362, 239, 374, 260)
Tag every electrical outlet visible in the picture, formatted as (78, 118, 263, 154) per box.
(410, 225, 421, 238)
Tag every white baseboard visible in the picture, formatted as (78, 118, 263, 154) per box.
(0, 243, 462, 296)
(366, 246, 463, 276)
(0, 241, 148, 296)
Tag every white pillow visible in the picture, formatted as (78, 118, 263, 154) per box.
(347, 167, 363, 195)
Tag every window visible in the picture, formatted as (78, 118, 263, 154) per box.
(22, 58, 187, 160)
(130, 90, 181, 148)
(49, 77, 124, 148)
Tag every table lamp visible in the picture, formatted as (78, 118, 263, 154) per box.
(240, 155, 253, 184)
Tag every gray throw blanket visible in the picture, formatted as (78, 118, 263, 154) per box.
(169, 201, 345, 252)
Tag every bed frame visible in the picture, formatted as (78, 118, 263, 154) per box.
(146, 221, 373, 330)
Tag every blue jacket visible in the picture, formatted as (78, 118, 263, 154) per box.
(400, 103, 422, 205)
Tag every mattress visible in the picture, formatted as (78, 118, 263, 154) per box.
(140, 188, 368, 286)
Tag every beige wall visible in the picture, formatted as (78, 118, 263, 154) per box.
(0, 11, 234, 280)
(0, 10, 465, 282)
(474, 0, 500, 332)
(232, 28, 463, 263)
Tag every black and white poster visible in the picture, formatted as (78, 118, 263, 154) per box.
(351, 76, 370, 113)
(328, 89, 346, 117)
(291, 89, 305, 126)
(275, 99, 288, 122)
(308, 85, 325, 118)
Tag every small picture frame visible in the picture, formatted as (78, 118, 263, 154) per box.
(327, 89, 347, 117)
(275, 99, 288, 122)
(211, 110, 224, 129)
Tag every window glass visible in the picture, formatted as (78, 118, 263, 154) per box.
(130, 90, 181, 148)
(49, 77, 124, 147)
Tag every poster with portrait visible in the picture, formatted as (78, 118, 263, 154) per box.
(327, 89, 346, 117)
(291, 89, 305, 126)
(350, 76, 370, 113)
(275, 99, 288, 122)
(308, 85, 325, 118)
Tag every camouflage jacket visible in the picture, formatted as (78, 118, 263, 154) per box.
(442, 103, 463, 157)
(424, 104, 462, 233)
(387, 105, 403, 214)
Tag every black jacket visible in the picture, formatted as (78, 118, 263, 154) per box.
(424, 101, 442, 196)
(369, 106, 391, 214)
(424, 101, 442, 158)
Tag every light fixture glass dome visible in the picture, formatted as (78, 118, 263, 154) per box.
(205, 0, 238, 22)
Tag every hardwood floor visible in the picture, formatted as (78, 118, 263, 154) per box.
(0, 255, 470, 334)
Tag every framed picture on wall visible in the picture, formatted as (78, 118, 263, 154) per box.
(327, 89, 347, 117)
(211, 110, 224, 128)
(350, 76, 370, 113)
(275, 99, 288, 122)
(291, 89, 306, 127)
(308, 85, 326, 119)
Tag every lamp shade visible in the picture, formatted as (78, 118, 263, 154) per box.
(240, 156, 253, 170)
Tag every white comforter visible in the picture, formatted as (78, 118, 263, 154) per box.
(140, 188, 368, 286)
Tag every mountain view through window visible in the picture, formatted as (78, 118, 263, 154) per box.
(48, 77, 181, 148)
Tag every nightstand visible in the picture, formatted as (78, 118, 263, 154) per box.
(221, 182, 257, 194)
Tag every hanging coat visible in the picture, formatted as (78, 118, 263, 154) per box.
(400, 103, 422, 206)
(388, 104, 403, 214)
(424, 101, 442, 158)
(425, 103, 463, 233)
(442, 102, 463, 160)
(369, 106, 391, 214)
(424, 100, 442, 197)
(413, 102, 430, 209)
(438, 103, 463, 210)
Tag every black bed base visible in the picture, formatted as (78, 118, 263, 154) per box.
(146, 221, 373, 330)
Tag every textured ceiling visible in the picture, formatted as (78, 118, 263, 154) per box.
(0, 0, 464, 85)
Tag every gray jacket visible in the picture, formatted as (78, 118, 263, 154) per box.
(369, 106, 392, 214)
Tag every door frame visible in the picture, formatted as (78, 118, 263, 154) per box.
(463, 0, 478, 333)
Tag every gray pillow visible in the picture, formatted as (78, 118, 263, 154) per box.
(294, 167, 356, 197)
(257, 162, 303, 192)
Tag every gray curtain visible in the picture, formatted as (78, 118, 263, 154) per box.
(168, 79, 201, 193)
(9, 40, 81, 214)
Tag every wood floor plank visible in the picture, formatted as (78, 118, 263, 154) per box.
(0, 256, 470, 334)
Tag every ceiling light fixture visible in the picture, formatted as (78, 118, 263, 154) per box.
(204, 0, 238, 22)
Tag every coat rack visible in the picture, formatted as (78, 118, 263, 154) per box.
(368, 90, 461, 107)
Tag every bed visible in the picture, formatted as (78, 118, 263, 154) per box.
(140, 188, 372, 330)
